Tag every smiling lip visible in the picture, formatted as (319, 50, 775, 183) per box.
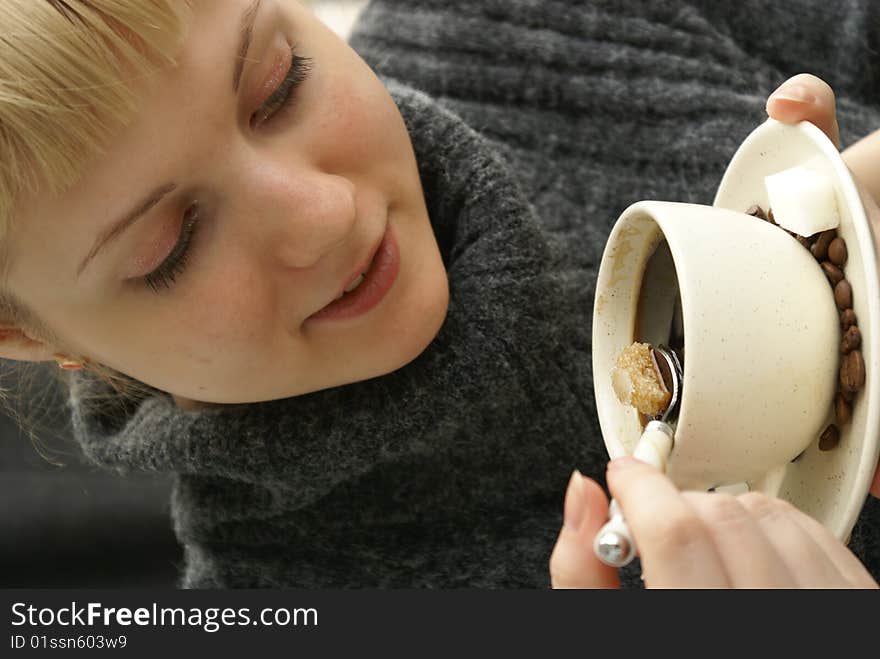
(306, 225, 400, 323)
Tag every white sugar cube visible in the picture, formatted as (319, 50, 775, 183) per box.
(764, 164, 840, 236)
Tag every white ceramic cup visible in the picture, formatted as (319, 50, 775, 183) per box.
(592, 200, 840, 490)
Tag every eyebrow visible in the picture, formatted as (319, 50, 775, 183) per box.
(78, 0, 263, 278)
(77, 183, 177, 277)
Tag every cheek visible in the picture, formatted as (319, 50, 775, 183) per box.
(166, 273, 277, 367)
(312, 64, 406, 173)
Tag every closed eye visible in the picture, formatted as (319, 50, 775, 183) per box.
(141, 46, 313, 293)
(250, 45, 312, 129)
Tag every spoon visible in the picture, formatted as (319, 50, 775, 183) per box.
(592, 345, 684, 568)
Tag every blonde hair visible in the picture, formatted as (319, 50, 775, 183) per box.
(0, 1, 192, 454)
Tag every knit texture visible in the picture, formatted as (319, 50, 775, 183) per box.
(69, 0, 880, 586)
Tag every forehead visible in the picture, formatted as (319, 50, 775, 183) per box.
(69, 0, 306, 195)
(11, 1, 244, 254)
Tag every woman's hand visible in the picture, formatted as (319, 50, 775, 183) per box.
(766, 74, 880, 499)
(549, 460, 878, 588)
(765, 73, 840, 147)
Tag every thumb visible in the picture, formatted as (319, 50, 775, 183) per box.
(869, 460, 880, 499)
(550, 471, 620, 588)
(766, 73, 840, 148)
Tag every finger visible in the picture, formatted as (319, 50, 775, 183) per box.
(606, 457, 729, 588)
(870, 460, 880, 499)
(779, 498, 878, 588)
(680, 492, 796, 587)
(739, 493, 847, 587)
(550, 471, 620, 588)
(766, 73, 840, 148)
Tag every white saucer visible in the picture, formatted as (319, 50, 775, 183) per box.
(714, 118, 880, 541)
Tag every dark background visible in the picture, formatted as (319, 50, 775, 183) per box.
(0, 363, 181, 588)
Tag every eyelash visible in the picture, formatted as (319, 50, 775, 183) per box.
(251, 46, 313, 129)
(144, 204, 199, 293)
(142, 46, 313, 293)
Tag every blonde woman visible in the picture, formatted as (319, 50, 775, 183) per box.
(1, 1, 877, 588)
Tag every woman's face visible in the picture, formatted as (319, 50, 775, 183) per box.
(7, 0, 449, 404)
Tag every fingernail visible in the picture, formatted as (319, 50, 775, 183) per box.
(770, 84, 816, 104)
(563, 469, 588, 530)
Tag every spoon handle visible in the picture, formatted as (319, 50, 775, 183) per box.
(593, 421, 675, 568)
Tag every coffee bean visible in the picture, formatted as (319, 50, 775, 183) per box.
(746, 204, 767, 221)
(834, 279, 853, 310)
(841, 325, 861, 354)
(840, 308, 857, 330)
(850, 349, 866, 390)
(811, 229, 836, 261)
(795, 234, 812, 248)
(828, 237, 848, 266)
(819, 424, 840, 451)
(767, 208, 777, 225)
(835, 393, 853, 425)
(822, 261, 844, 286)
(841, 387, 856, 402)
(840, 349, 866, 393)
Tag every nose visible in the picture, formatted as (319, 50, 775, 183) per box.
(241, 165, 357, 270)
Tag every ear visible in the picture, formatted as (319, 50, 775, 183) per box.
(0, 326, 59, 363)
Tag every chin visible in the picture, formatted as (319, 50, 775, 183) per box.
(358, 269, 451, 383)
(350, 271, 449, 382)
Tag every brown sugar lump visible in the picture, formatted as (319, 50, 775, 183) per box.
(611, 342, 671, 417)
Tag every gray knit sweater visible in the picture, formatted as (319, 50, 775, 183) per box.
(70, 0, 880, 587)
